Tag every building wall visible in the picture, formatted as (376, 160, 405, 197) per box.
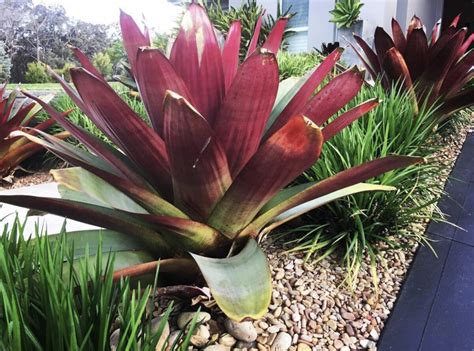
(228, 0, 444, 53)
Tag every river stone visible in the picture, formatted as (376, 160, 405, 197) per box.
(177, 312, 211, 329)
(110, 329, 120, 351)
(150, 317, 170, 351)
(190, 325, 211, 347)
(219, 333, 237, 347)
(224, 319, 258, 342)
(297, 343, 312, 351)
(270, 332, 292, 351)
(203, 345, 230, 351)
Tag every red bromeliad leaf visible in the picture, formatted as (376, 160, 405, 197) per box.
(353, 35, 381, 77)
(23, 92, 150, 187)
(214, 50, 279, 177)
(407, 15, 423, 39)
(323, 99, 380, 141)
(438, 86, 474, 120)
(419, 29, 466, 101)
(431, 22, 440, 47)
(163, 92, 232, 220)
(391, 18, 407, 54)
(404, 28, 428, 81)
(441, 50, 474, 97)
(120, 10, 151, 76)
(374, 27, 396, 68)
(303, 67, 364, 126)
(243, 155, 423, 235)
(429, 26, 458, 59)
(247, 15, 263, 57)
(222, 21, 242, 92)
(455, 33, 474, 63)
(382, 47, 414, 91)
(262, 17, 289, 54)
(69, 45, 104, 79)
(0, 194, 174, 254)
(266, 48, 343, 136)
(450, 14, 461, 27)
(170, 3, 225, 123)
(70, 68, 172, 196)
(135, 48, 192, 136)
(208, 115, 324, 238)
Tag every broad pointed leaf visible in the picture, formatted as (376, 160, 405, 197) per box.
(170, 3, 225, 122)
(0, 195, 172, 255)
(163, 92, 232, 220)
(354, 34, 381, 76)
(266, 48, 343, 135)
(374, 27, 396, 68)
(51, 167, 148, 214)
(222, 21, 242, 91)
(70, 68, 172, 196)
(438, 86, 474, 121)
(262, 17, 289, 54)
(302, 67, 364, 126)
(404, 28, 428, 81)
(262, 183, 396, 234)
(191, 239, 271, 321)
(247, 15, 263, 57)
(391, 18, 407, 53)
(323, 98, 380, 140)
(441, 50, 474, 97)
(120, 10, 151, 76)
(69, 45, 105, 79)
(214, 50, 279, 176)
(407, 15, 423, 39)
(382, 48, 414, 91)
(208, 115, 324, 238)
(135, 48, 192, 136)
(243, 155, 423, 235)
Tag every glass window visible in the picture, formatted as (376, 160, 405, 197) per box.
(282, 0, 309, 28)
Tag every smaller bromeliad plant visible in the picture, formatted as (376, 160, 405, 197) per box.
(0, 85, 68, 178)
(352, 14, 474, 123)
(330, 0, 364, 29)
(0, 3, 422, 321)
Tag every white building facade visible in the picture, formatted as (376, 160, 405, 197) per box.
(227, 0, 446, 52)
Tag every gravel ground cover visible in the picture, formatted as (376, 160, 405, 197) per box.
(138, 118, 472, 351)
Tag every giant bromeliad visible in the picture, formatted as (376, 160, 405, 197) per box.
(0, 3, 422, 320)
(352, 14, 474, 123)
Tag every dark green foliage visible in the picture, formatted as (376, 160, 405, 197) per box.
(92, 52, 113, 79)
(0, 218, 195, 350)
(330, 0, 363, 28)
(205, 0, 295, 59)
(289, 81, 449, 285)
(0, 41, 11, 81)
(24, 62, 51, 83)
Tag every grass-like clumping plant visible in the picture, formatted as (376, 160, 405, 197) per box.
(0, 218, 197, 350)
(290, 81, 447, 285)
(0, 4, 421, 320)
(352, 15, 474, 122)
(277, 51, 325, 80)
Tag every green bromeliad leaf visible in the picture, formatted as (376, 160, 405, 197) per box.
(52, 167, 148, 214)
(191, 239, 271, 321)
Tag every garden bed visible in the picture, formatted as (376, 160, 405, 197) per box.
(133, 117, 472, 351)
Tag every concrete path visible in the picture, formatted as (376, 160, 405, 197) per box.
(379, 132, 474, 351)
(0, 182, 98, 237)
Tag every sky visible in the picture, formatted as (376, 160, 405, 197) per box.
(32, 0, 183, 34)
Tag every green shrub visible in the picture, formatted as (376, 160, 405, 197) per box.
(0, 218, 196, 350)
(330, 0, 364, 28)
(289, 82, 445, 285)
(277, 51, 324, 80)
(54, 62, 76, 82)
(92, 52, 113, 79)
(0, 41, 12, 81)
(206, 0, 295, 59)
(24, 62, 51, 83)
